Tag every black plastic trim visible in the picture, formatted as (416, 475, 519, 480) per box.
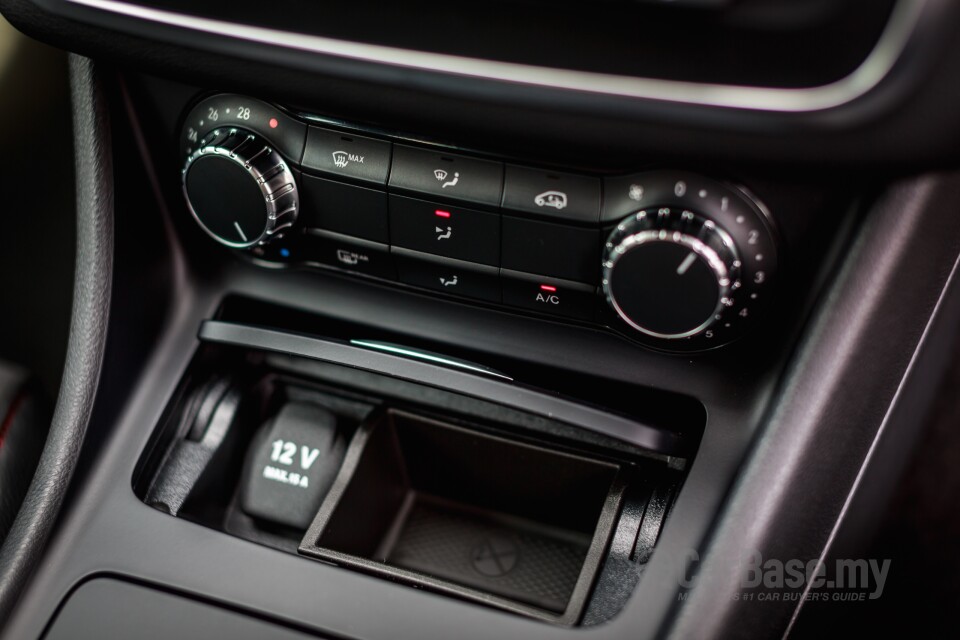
(663, 172, 960, 639)
(3, 0, 960, 168)
(36, 0, 927, 112)
(197, 320, 686, 455)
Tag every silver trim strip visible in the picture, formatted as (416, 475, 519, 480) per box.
(782, 225, 960, 639)
(198, 321, 684, 453)
(64, 0, 926, 113)
(349, 340, 513, 381)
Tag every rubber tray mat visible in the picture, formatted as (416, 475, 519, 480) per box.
(382, 495, 591, 613)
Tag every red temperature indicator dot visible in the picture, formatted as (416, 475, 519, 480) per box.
(269, 118, 279, 129)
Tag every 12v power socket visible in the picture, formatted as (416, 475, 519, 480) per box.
(240, 402, 346, 529)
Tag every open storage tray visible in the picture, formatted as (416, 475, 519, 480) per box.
(299, 409, 626, 625)
(135, 306, 700, 625)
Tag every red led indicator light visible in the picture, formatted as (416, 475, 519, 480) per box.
(435, 210, 451, 218)
(540, 284, 557, 292)
(269, 118, 279, 129)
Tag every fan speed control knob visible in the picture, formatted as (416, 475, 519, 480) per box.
(182, 128, 298, 248)
(602, 208, 741, 340)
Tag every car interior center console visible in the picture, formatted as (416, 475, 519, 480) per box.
(4, 0, 960, 638)
(55, 75, 846, 633)
(179, 94, 779, 352)
(135, 302, 694, 626)
(1, 69, 861, 638)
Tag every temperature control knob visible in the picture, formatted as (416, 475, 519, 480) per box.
(182, 128, 298, 248)
(600, 171, 777, 349)
(603, 208, 740, 339)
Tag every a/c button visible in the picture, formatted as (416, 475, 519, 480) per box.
(501, 269, 597, 321)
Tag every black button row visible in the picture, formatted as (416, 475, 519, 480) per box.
(182, 97, 638, 229)
(299, 125, 603, 222)
(296, 125, 678, 227)
(392, 249, 596, 322)
(258, 233, 597, 322)
(295, 124, 681, 226)
(392, 249, 597, 321)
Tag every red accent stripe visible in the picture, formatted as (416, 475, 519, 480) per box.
(0, 393, 26, 451)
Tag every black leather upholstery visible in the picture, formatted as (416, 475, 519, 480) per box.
(0, 56, 113, 622)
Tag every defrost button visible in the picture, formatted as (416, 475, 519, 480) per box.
(301, 127, 392, 185)
(389, 145, 503, 207)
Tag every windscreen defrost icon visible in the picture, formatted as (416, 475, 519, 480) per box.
(332, 150, 365, 168)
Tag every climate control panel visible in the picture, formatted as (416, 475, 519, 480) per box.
(180, 94, 778, 351)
